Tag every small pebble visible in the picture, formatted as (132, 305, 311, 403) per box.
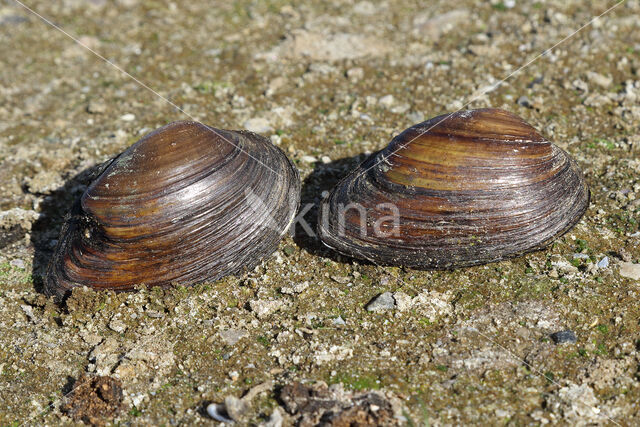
(249, 299, 283, 318)
(390, 103, 410, 114)
(378, 95, 395, 108)
(249, 299, 282, 319)
(265, 76, 286, 96)
(146, 310, 165, 318)
(330, 275, 350, 284)
(86, 101, 107, 114)
(366, 292, 396, 311)
(207, 403, 234, 423)
(263, 408, 283, 427)
(9, 259, 25, 269)
(224, 396, 248, 421)
(120, 113, 136, 122)
(527, 76, 544, 88)
(219, 329, 248, 346)
(280, 281, 309, 295)
(597, 256, 609, 269)
(550, 330, 577, 344)
(407, 111, 425, 123)
(108, 317, 127, 334)
(332, 316, 346, 326)
(321, 156, 331, 164)
(572, 253, 590, 259)
(517, 96, 532, 108)
(346, 67, 364, 82)
(243, 117, 273, 134)
(586, 71, 612, 88)
(392, 292, 412, 312)
(301, 155, 317, 163)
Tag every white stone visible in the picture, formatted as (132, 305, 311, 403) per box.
(378, 95, 395, 108)
(281, 281, 309, 295)
(314, 345, 353, 364)
(109, 317, 127, 333)
(9, 259, 25, 269)
(413, 290, 453, 321)
(207, 403, 234, 423)
(346, 67, 364, 81)
(332, 316, 346, 326)
(220, 328, 248, 346)
(262, 408, 283, 427)
(366, 292, 396, 311)
(393, 292, 412, 312)
(353, 1, 377, 15)
(265, 77, 286, 96)
(249, 299, 283, 318)
(619, 262, 640, 280)
(597, 256, 609, 269)
(243, 117, 274, 134)
(586, 71, 613, 88)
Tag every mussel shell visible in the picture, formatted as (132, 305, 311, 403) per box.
(318, 108, 590, 268)
(46, 121, 300, 297)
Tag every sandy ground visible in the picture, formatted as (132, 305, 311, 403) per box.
(1, 0, 640, 425)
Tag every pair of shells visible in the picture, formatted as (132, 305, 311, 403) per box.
(46, 109, 589, 297)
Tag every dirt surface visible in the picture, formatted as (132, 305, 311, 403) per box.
(61, 374, 125, 426)
(1, 0, 640, 425)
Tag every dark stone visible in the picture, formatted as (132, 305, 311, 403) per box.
(516, 96, 533, 108)
(527, 76, 544, 88)
(550, 330, 577, 344)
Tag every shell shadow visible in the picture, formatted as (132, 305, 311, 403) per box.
(293, 153, 374, 265)
(30, 160, 112, 296)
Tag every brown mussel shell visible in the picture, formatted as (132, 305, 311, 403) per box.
(46, 121, 300, 298)
(318, 108, 590, 269)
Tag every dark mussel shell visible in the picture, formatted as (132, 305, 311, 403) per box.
(318, 108, 590, 268)
(46, 121, 300, 298)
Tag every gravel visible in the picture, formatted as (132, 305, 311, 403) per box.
(1, 0, 639, 425)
